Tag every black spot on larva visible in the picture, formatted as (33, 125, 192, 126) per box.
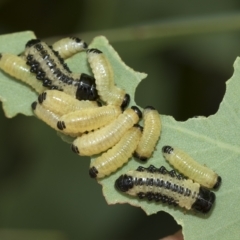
(121, 94, 130, 110)
(26, 39, 41, 48)
(71, 144, 79, 154)
(191, 187, 216, 214)
(89, 167, 98, 178)
(131, 106, 142, 119)
(42, 78, 52, 87)
(31, 101, 37, 110)
(35, 43, 43, 51)
(87, 48, 102, 54)
(136, 166, 146, 172)
(115, 174, 134, 192)
(38, 92, 47, 104)
(0, 53, 2, 59)
(162, 145, 174, 154)
(213, 176, 222, 190)
(57, 121, 66, 130)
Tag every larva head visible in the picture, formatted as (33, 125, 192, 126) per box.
(76, 73, 99, 101)
(162, 146, 174, 155)
(31, 101, 37, 110)
(89, 166, 98, 178)
(133, 152, 148, 162)
(115, 174, 134, 192)
(191, 187, 216, 214)
(144, 106, 156, 110)
(26, 39, 41, 48)
(131, 106, 142, 119)
(120, 94, 130, 110)
(87, 48, 103, 55)
(213, 176, 222, 190)
(71, 37, 88, 49)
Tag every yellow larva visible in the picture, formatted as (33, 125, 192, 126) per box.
(71, 106, 142, 156)
(57, 105, 122, 134)
(52, 37, 88, 59)
(133, 106, 161, 161)
(115, 165, 216, 214)
(31, 101, 61, 132)
(87, 48, 130, 109)
(162, 146, 222, 189)
(89, 125, 142, 178)
(0, 53, 45, 93)
(37, 90, 99, 116)
(31, 101, 80, 137)
(25, 39, 98, 101)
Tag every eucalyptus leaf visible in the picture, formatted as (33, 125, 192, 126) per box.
(0, 32, 238, 239)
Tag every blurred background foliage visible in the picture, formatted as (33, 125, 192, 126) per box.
(0, 0, 240, 239)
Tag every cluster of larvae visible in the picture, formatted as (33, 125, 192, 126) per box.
(0, 37, 222, 214)
(0, 37, 161, 178)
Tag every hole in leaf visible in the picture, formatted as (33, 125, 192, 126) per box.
(136, 48, 228, 121)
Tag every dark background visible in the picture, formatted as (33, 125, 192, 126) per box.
(0, 1, 239, 239)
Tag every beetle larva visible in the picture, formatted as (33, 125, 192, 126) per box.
(37, 90, 99, 116)
(57, 105, 121, 134)
(71, 106, 142, 156)
(89, 125, 142, 178)
(31, 101, 61, 132)
(162, 146, 222, 189)
(115, 165, 216, 214)
(133, 106, 161, 161)
(52, 37, 88, 59)
(87, 48, 130, 109)
(25, 39, 98, 101)
(32, 101, 79, 136)
(0, 53, 45, 93)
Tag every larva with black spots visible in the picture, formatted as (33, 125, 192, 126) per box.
(87, 48, 130, 109)
(133, 106, 161, 161)
(57, 105, 122, 134)
(71, 106, 142, 156)
(25, 39, 98, 101)
(52, 37, 88, 59)
(0, 53, 45, 93)
(115, 165, 216, 214)
(37, 90, 99, 116)
(162, 146, 222, 189)
(89, 125, 142, 178)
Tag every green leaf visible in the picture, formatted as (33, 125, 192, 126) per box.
(0, 32, 238, 239)
(0, 31, 38, 117)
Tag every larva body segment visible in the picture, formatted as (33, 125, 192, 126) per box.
(87, 48, 130, 109)
(71, 106, 142, 156)
(162, 146, 221, 189)
(115, 165, 216, 214)
(52, 37, 88, 59)
(37, 90, 99, 116)
(25, 39, 98, 101)
(57, 105, 121, 134)
(134, 106, 161, 161)
(0, 53, 45, 93)
(89, 125, 142, 178)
